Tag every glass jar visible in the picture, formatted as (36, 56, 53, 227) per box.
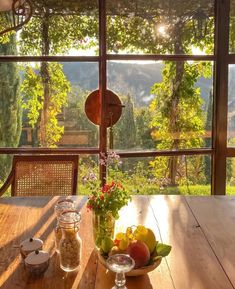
(92, 211, 115, 248)
(59, 210, 82, 272)
(54, 199, 75, 253)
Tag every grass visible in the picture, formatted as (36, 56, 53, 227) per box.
(2, 184, 235, 197)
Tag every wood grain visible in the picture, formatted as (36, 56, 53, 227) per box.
(149, 195, 234, 289)
(0, 196, 234, 289)
(0, 196, 97, 289)
(95, 196, 175, 289)
(185, 196, 235, 288)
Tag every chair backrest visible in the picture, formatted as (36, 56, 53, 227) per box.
(11, 155, 78, 196)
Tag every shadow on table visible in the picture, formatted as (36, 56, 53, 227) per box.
(127, 274, 153, 289)
(0, 196, 89, 289)
(0, 250, 97, 289)
(0, 196, 55, 208)
(96, 269, 153, 289)
(153, 195, 229, 289)
(0, 196, 88, 209)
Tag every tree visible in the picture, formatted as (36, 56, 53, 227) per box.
(135, 107, 156, 149)
(0, 34, 21, 179)
(21, 63, 70, 147)
(150, 61, 210, 185)
(106, 2, 214, 186)
(204, 90, 213, 184)
(65, 85, 98, 147)
(19, 3, 98, 147)
(114, 94, 136, 149)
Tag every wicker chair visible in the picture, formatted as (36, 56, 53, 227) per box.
(0, 155, 79, 197)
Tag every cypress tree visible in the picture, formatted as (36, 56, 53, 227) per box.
(114, 94, 136, 149)
(0, 34, 22, 180)
(204, 90, 212, 184)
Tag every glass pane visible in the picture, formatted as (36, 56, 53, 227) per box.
(0, 0, 98, 56)
(78, 155, 99, 195)
(228, 65, 235, 146)
(0, 61, 98, 148)
(107, 0, 214, 55)
(226, 157, 235, 195)
(107, 155, 211, 195)
(0, 154, 13, 197)
(230, 0, 235, 53)
(108, 60, 213, 151)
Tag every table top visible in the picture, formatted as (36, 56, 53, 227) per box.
(0, 195, 235, 289)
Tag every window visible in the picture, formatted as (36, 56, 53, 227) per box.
(0, 0, 231, 195)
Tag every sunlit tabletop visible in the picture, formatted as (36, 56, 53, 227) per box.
(0, 195, 235, 289)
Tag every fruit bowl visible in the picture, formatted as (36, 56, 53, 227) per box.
(97, 251, 162, 276)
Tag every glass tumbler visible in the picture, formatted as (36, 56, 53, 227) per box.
(106, 254, 135, 289)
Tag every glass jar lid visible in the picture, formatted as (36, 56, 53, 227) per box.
(54, 199, 75, 217)
(59, 210, 81, 227)
(25, 250, 50, 266)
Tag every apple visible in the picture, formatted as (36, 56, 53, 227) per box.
(126, 240, 150, 268)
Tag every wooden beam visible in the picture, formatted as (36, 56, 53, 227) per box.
(212, 0, 230, 195)
(99, 0, 107, 185)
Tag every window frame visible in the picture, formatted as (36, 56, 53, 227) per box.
(0, 0, 231, 195)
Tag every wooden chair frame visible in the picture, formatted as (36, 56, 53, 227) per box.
(0, 155, 79, 196)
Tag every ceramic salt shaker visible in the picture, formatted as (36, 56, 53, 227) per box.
(20, 238, 43, 258)
(25, 250, 50, 276)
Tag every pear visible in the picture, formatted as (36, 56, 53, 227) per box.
(100, 237, 114, 254)
(108, 246, 125, 256)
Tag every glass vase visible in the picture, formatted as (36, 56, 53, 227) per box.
(92, 211, 115, 248)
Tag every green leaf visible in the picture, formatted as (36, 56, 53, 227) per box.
(156, 243, 172, 257)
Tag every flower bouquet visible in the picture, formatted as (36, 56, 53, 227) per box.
(87, 181, 131, 248)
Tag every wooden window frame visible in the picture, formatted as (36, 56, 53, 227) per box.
(0, 0, 231, 195)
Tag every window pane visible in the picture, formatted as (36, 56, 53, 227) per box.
(228, 65, 235, 146)
(0, 0, 98, 56)
(0, 61, 98, 148)
(226, 158, 235, 195)
(78, 155, 99, 195)
(0, 154, 13, 197)
(107, 155, 211, 195)
(230, 0, 235, 53)
(108, 60, 213, 151)
(107, 0, 214, 55)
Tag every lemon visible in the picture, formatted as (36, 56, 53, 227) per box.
(115, 232, 129, 250)
(134, 226, 156, 253)
(119, 235, 130, 250)
(115, 232, 126, 240)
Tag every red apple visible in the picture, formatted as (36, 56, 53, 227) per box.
(126, 240, 150, 268)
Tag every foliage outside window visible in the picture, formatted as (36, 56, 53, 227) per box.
(0, 0, 219, 194)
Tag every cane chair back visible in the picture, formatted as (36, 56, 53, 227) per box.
(0, 155, 78, 196)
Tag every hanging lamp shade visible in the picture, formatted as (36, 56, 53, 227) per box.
(0, 0, 33, 36)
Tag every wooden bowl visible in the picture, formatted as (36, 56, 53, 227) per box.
(98, 252, 162, 276)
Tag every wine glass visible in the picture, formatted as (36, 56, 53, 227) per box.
(106, 254, 135, 289)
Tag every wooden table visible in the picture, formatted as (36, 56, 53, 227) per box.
(0, 195, 235, 289)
